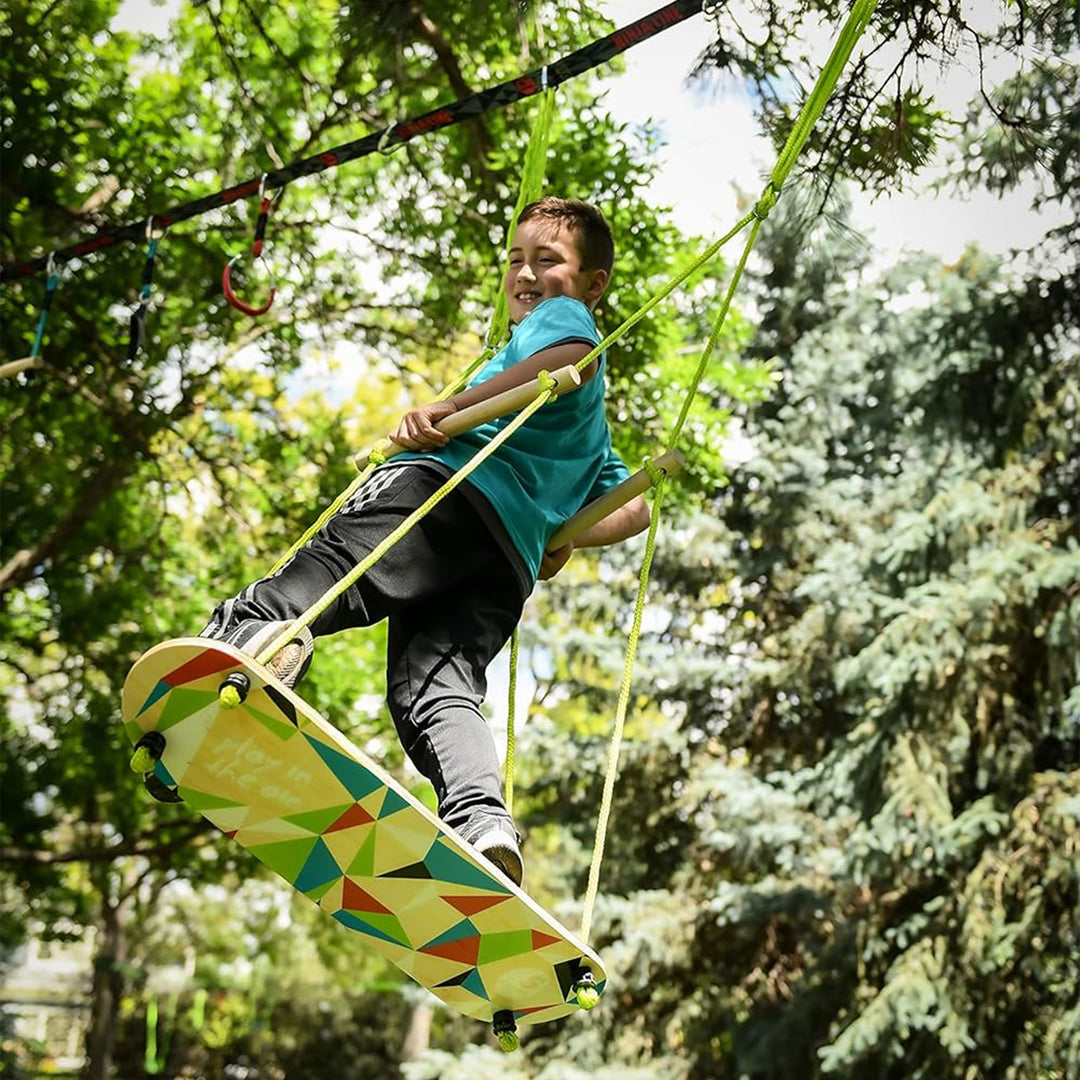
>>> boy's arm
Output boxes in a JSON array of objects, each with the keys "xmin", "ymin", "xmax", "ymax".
[
  {"xmin": 390, "ymin": 341, "xmax": 598, "ymax": 451},
  {"xmin": 539, "ymin": 495, "xmax": 650, "ymax": 580}
]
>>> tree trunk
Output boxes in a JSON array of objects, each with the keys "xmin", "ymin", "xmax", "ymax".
[
  {"xmin": 400, "ymin": 999, "xmax": 434, "ymax": 1062},
  {"xmin": 83, "ymin": 897, "xmax": 126, "ymax": 1080}
]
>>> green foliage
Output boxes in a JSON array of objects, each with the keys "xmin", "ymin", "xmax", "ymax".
[
  {"xmin": 693, "ymin": 0, "xmax": 1074, "ymax": 208},
  {"xmin": 4, "ymin": 1, "xmax": 1077, "ymax": 1079}
]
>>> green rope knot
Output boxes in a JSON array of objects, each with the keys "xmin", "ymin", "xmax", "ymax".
[
  {"xmin": 753, "ymin": 182, "xmax": 780, "ymax": 221},
  {"xmin": 536, "ymin": 368, "xmax": 557, "ymax": 397},
  {"xmin": 368, "ymin": 444, "xmax": 388, "ymax": 467},
  {"xmin": 644, "ymin": 456, "xmax": 666, "ymax": 488}
]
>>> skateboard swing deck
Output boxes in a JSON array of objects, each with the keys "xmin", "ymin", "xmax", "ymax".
[{"xmin": 122, "ymin": 637, "xmax": 603, "ymax": 1047}]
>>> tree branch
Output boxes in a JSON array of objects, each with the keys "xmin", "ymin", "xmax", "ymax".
[
  {"xmin": 407, "ymin": 0, "xmax": 493, "ymax": 184},
  {"xmin": 204, "ymin": 0, "xmax": 291, "ymax": 158}
]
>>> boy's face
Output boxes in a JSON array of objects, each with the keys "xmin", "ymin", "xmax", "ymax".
[{"xmin": 504, "ymin": 218, "xmax": 609, "ymax": 324}]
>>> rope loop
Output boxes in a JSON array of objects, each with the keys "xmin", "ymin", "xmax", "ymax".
[
  {"xmin": 536, "ymin": 368, "xmax": 557, "ymax": 397},
  {"xmin": 753, "ymin": 181, "xmax": 780, "ymax": 221},
  {"xmin": 126, "ymin": 217, "xmax": 162, "ymax": 362},
  {"xmin": 25, "ymin": 253, "xmax": 61, "ymax": 364},
  {"xmin": 643, "ymin": 456, "xmax": 666, "ymax": 489}
]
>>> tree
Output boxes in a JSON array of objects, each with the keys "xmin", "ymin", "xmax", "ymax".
[{"xmin": 1, "ymin": 1, "xmax": 744, "ymax": 1076}]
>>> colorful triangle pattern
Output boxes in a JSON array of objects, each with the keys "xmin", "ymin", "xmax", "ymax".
[{"xmin": 121, "ymin": 639, "xmax": 605, "ymax": 1029}]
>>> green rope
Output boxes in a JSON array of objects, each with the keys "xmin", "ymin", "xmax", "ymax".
[
  {"xmin": 504, "ymin": 627, "xmax": 519, "ymax": 814},
  {"xmin": 571, "ymin": 211, "xmax": 757, "ymax": 377},
  {"xmin": 579, "ymin": 464, "xmax": 668, "ymax": 945},
  {"xmin": 770, "ymin": 0, "xmax": 877, "ymax": 194},
  {"xmin": 485, "ymin": 87, "xmax": 558, "ymax": 352},
  {"xmin": 577, "ymin": 0, "xmax": 880, "ymax": 943},
  {"xmin": 145, "ymin": 996, "xmax": 159, "ymax": 1074},
  {"xmin": 267, "ymin": 464, "xmax": 377, "ymax": 576},
  {"xmin": 191, "ymin": 988, "xmax": 207, "ymax": 1031},
  {"xmin": 144, "ymin": 994, "xmax": 178, "ymax": 1075},
  {"xmin": 256, "ymin": 371, "xmax": 561, "ymax": 665},
  {"xmin": 433, "ymin": 88, "xmax": 559, "ymax": 406},
  {"xmin": 668, "ymin": 217, "xmax": 762, "ymax": 445},
  {"xmin": 489, "ymin": 89, "xmax": 555, "ymax": 815}
]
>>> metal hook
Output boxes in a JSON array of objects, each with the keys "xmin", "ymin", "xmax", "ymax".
[
  {"xmin": 378, "ymin": 124, "xmax": 405, "ymax": 155},
  {"xmin": 222, "ymin": 175, "xmax": 279, "ymax": 316}
]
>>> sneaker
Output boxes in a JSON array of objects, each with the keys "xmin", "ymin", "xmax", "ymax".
[
  {"xmin": 458, "ymin": 812, "xmax": 524, "ymax": 888},
  {"xmin": 240, "ymin": 620, "xmax": 315, "ymax": 690}
]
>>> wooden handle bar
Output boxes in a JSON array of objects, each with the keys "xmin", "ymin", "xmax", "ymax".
[
  {"xmin": 547, "ymin": 448, "xmax": 684, "ymax": 551},
  {"xmin": 354, "ymin": 365, "xmax": 582, "ymax": 470}
]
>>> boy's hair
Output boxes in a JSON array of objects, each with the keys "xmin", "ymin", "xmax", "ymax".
[{"xmin": 517, "ymin": 197, "xmax": 614, "ymax": 275}]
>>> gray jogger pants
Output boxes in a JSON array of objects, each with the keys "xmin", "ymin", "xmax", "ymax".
[{"xmin": 200, "ymin": 463, "xmax": 525, "ymax": 831}]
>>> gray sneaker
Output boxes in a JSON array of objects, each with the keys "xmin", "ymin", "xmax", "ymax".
[
  {"xmin": 458, "ymin": 812, "xmax": 524, "ymax": 888},
  {"xmin": 240, "ymin": 620, "xmax": 315, "ymax": 690}
]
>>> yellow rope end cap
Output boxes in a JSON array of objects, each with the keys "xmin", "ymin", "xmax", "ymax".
[
  {"xmin": 497, "ymin": 1030, "xmax": 520, "ymax": 1053},
  {"xmin": 219, "ymin": 684, "xmax": 242, "ymax": 709},
  {"xmin": 130, "ymin": 747, "xmax": 155, "ymax": 774}
]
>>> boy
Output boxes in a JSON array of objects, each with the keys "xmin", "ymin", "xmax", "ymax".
[{"xmin": 201, "ymin": 197, "xmax": 649, "ymax": 886}]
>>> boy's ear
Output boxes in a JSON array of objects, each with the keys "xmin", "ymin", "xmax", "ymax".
[{"xmin": 585, "ymin": 268, "xmax": 609, "ymax": 306}]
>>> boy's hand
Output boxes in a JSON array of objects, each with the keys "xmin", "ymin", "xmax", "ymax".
[
  {"xmin": 389, "ymin": 400, "xmax": 458, "ymax": 450},
  {"xmin": 539, "ymin": 541, "xmax": 574, "ymax": 580}
]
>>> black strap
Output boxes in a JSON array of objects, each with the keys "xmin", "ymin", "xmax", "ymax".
[{"xmin": 125, "ymin": 235, "xmax": 159, "ymax": 363}]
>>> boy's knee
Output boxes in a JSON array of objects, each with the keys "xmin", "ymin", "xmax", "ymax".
[{"xmin": 387, "ymin": 690, "xmax": 484, "ymax": 738}]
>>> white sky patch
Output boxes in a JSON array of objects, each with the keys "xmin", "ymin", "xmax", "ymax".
[
  {"xmin": 603, "ymin": 0, "xmax": 1067, "ymax": 265},
  {"xmin": 599, "ymin": 8, "xmax": 771, "ymax": 237},
  {"xmin": 112, "ymin": 0, "xmax": 176, "ymax": 36}
]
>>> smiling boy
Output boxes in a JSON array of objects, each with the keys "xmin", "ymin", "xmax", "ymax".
[{"xmin": 200, "ymin": 197, "xmax": 648, "ymax": 886}]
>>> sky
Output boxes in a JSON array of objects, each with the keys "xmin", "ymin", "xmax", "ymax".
[{"xmin": 602, "ymin": 0, "xmax": 1063, "ymax": 264}]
